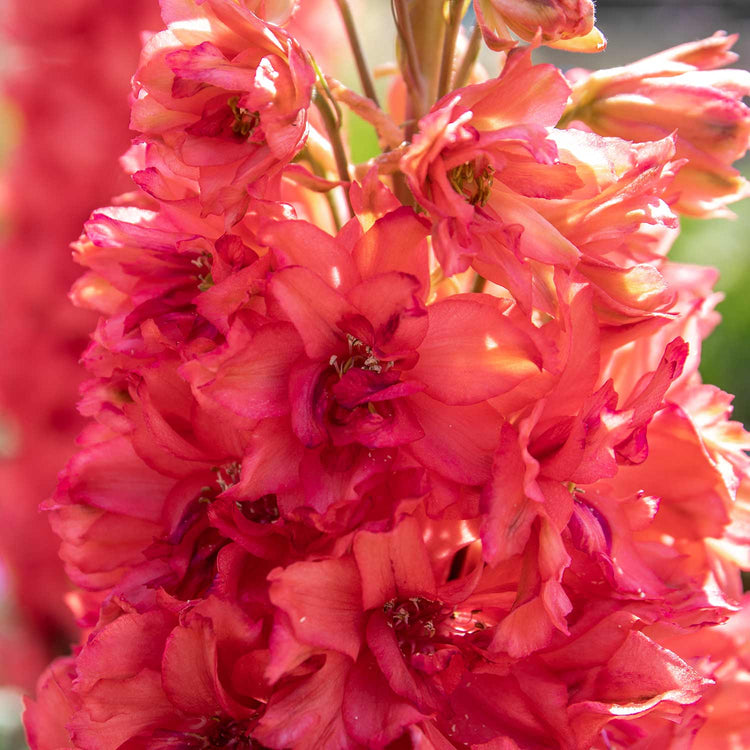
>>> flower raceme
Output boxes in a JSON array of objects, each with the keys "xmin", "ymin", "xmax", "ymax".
[{"xmin": 22, "ymin": 1, "xmax": 750, "ymax": 749}]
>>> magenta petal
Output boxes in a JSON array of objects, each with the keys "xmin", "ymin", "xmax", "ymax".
[
  {"xmin": 331, "ymin": 369, "xmax": 424, "ymax": 409},
  {"xmin": 366, "ymin": 611, "xmax": 445, "ymax": 712},
  {"xmin": 289, "ymin": 359, "xmax": 329, "ymax": 447},
  {"xmin": 327, "ymin": 397, "xmax": 425, "ymax": 449}
]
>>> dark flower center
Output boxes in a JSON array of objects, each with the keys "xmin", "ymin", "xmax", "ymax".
[
  {"xmin": 448, "ymin": 160, "xmax": 495, "ymax": 206},
  {"xmin": 151, "ymin": 717, "xmax": 267, "ymax": 749},
  {"xmin": 228, "ymin": 96, "xmax": 260, "ymax": 138},
  {"xmin": 237, "ymin": 494, "xmax": 280, "ymax": 524},
  {"xmin": 329, "ymin": 333, "xmax": 392, "ymax": 377},
  {"xmin": 384, "ymin": 596, "xmax": 490, "ymax": 658}
]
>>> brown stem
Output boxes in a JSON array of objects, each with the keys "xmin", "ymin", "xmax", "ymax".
[
  {"xmin": 392, "ymin": 171, "xmax": 415, "ymax": 208},
  {"xmin": 313, "ymin": 89, "xmax": 353, "ymax": 218},
  {"xmin": 392, "ymin": 0, "xmax": 424, "ymax": 108},
  {"xmin": 454, "ymin": 23, "xmax": 482, "ymax": 90},
  {"xmin": 299, "ymin": 145, "xmax": 346, "ymax": 230},
  {"xmin": 406, "ymin": 0, "xmax": 447, "ymax": 118},
  {"xmin": 334, "ymin": 0, "xmax": 381, "ymax": 108},
  {"xmin": 437, "ymin": 0, "xmax": 468, "ymax": 100},
  {"xmin": 471, "ymin": 272, "xmax": 487, "ymax": 293}
]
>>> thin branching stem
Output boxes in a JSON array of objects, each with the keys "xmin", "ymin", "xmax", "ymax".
[
  {"xmin": 438, "ymin": 0, "xmax": 468, "ymax": 100},
  {"xmin": 313, "ymin": 89, "xmax": 353, "ymax": 218},
  {"xmin": 299, "ymin": 145, "xmax": 346, "ymax": 231},
  {"xmin": 334, "ymin": 0, "xmax": 381, "ymax": 108},
  {"xmin": 392, "ymin": 0, "xmax": 424, "ymax": 111}
]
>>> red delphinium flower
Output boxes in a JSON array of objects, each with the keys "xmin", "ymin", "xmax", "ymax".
[
  {"xmin": 180, "ymin": 204, "xmax": 541, "ymax": 529},
  {"xmin": 21, "ymin": 1, "xmax": 750, "ymax": 748},
  {"xmin": 400, "ymin": 50, "xmax": 683, "ymax": 326},
  {"xmin": 401, "ymin": 48, "xmax": 582, "ymax": 277},
  {"xmin": 25, "ymin": 596, "xmax": 272, "ymax": 750},
  {"xmin": 131, "ymin": 0, "xmax": 314, "ymax": 223}
]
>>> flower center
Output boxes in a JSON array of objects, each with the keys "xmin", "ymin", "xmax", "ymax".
[
  {"xmin": 448, "ymin": 160, "xmax": 495, "ymax": 206},
  {"xmin": 228, "ymin": 96, "xmax": 260, "ymax": 138},
  {"xmin": 214, "ymin": 462, "xmax": 241, "ymax": 493},
  {"xmin": 152, "ymin": 717, "xmax": 266, "ymax": 749},
  {"xmin": 236, "ymin": 494, "xmax": 280, "ymax": 524},
  {"xmin": 384, "ymin": 596, "xmax": 491, "ymax": 658},
  {"xmin": 206, "ymin": 717, "xmax": 259, "ymax": 748},
  {"xmin": 191, "ymin": 252, "xmax": 214, "ymax": 291},
  {"xmin": 329, "ymin": 333, "xmax": 392, "ymax": 377}
]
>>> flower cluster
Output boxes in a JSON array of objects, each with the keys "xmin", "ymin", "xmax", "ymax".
[{"xmin": 23, "ymin": 1, "xmax": 750, "ymax": 748}]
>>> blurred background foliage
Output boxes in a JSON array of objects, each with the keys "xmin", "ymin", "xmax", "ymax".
[{"xmin": 671, "ymin": 200, "xmax": 750, "ymax": 427}]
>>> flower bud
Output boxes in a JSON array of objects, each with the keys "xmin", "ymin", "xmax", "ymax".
[
  {"xmin": 474, "ymin": 0, "xmax": 605, "ymax": 53},
  {"xmin": 563, "ymin": 32, "xmax": 750, "ymax": 216}
]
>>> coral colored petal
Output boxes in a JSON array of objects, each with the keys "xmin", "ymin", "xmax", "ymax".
[
  {"xmin": 354, "ymin": 515, "xmax": 437, "ymax": 610},
  {"xmin": 268, "ymin": 558, "xmax": 363, "ymax": 661},
  {"xmin": 264, "ymin": 219, "xmax": 358, "ymax": 292},
  {"xmin": 343, "ymin": 651, "xmax": 427, "ymax": 746},
  {"xmin": 68, "ymin": 670, "xmax": 172, "ymax": 750},
  {"xmin": 203, "ymin": 322, "xmax": 303, "ymax": 419},
  {"xmin": 412, "ymin": 297, "xmax": 540, "ymax": 406},
  {"xmin": 366, "ymin": 611, "xmax": 444, "ymax": 712},
  {"xmin": 64, "ymin": 437, "xmax": 174, "ymax": 524},
  {"xmin": 481, "ymin": 423, "xmax": 537, "ymax": 564},
  {"xmin": 352, "ymin": 207, "xmax": 430, "ymax": 292},
  {"xmin": 269, "ymin": 266, "xmax": 354, "ymax": 358},
  {"xmin": 75, "ymin": 611, "xmax": 175, "ymax": 692},
  {"xmin": 161, "ymin": 620, "xmax": 220, "ymax": 716},
  {"xmin": 407, "ymin": 393, "xmax": 503, "ymax": 484},
  {"xmin": 346, "ymin": 271, "xmax": 429, "ymax": 356},
  {"xmin": 255, "ymin": 652, "xmax": 352, "ymax": 750}
]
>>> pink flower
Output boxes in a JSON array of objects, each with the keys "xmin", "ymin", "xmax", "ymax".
[
  {"xmin": 474, "ymin": 0, "xmax": 606, "ymax": 53},
  {"xmin": 563, "ymin": 32, "xmax": 750, "ymax": 217},
  {"xmin": 401, "ymin": 48, "xmax": 580, "ymax": 276},
  {"xmin": 131, "ymin": 0, "xmax": 314, "ymax": 222}
]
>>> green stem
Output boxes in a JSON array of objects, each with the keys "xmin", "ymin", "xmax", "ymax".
[{"xmin": 334, "ymin": 0, "xmax": 381, "ymax": 107}]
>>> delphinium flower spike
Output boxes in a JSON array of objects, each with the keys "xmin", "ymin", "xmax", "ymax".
[{"xmin": 23, "ymin": 1, "xmax": 750, "ymax": 748}]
